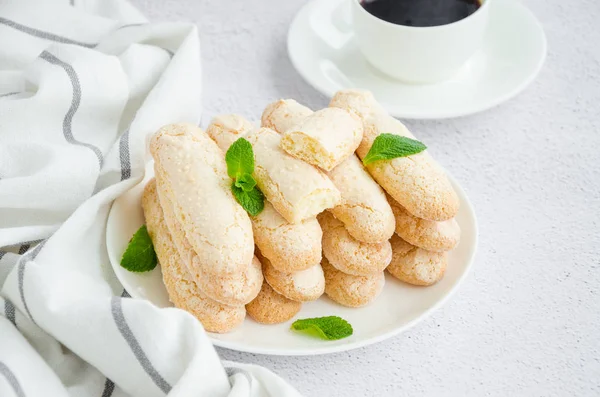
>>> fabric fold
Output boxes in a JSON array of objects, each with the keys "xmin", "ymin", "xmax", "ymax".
[{"xmin": 0, "ymin": 1, "xmax": 302, "ymax": 396}]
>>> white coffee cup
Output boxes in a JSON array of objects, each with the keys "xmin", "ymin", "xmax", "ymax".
[{"xmin": 351, "ymin": 0, "xmax": 492, "ymax": 84}]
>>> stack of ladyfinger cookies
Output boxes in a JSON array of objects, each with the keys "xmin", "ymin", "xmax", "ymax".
[
  {"xmin": 328, "ymin": 90, "xmax": 461, "ymax": 287},
  {"xmin": 141, "ymin": 89, "xmax": 461, "ymax": 334}
]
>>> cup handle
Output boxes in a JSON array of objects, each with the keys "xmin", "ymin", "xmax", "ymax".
[
  {"xmin": 331, "ymin": 0, "xmax": 354, "ymax": 34},
  {"xmin": 309, "ymin": 0, "xmax": 354, "ymax": 50}
]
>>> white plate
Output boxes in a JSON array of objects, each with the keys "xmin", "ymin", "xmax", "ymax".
[
  {"xmin": 107, "ymin": 166, "xmax": 478, "ymax": 355},
  {"xmin": 287, "ymin": 0, "xmax": 547, "ymax": 119}
]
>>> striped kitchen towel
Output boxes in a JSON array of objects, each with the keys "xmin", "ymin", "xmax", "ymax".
[{"xmin": 0, "ymin": 0, "xmax": 302, "ymax": 396}]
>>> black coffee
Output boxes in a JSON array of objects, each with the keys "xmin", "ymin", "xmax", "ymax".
[{"xmin": 360, "ymin": 0, "xmax": 481, "ymax": 27}]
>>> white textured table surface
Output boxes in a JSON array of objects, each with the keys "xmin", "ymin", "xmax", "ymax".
[{"xmin": 131, "ymin": 0, "xmax": 599, "ymax": 395}]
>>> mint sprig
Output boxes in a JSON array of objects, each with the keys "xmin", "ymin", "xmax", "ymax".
[
  {"xmin": 232, "ymin": 182, "xmax": 265, "ymax": 216},
  {"xmin": 225, "ymin": 138, "xmax": 254, "ymax": 180},
  {"xmin": 290, "ymin": 316, "xmax": 353, "ymax": 341},
  {"xmin": 362, "ymin": 133, "xmax": 427, "ymax": 165},
  {"xmin": 120, "ymin": 225, "xmax": 158, "ymax": 272},
  {"xmin": 235, "ymin": 173, "xmax": 257, "ymax": 192},
  {"xmin": 225, "ymin": 138, "xmax": 265, "ymax": 216}
]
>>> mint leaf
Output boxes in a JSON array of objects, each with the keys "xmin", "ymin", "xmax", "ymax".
[
  {"xmin": 225, "ymin": 138, "xmax": 254, "ymax": 180},
  {"xmin": 235, "ymin": 173, "xmax": 257, "ymax": 192},
  {"xmin": 120, "ymin": 225, "xmax": 158, "ymax": 272},
  {"xmin": 232, "ymin": 182, "xmax": 264, "ymax": 216},
  {"xmin": 226, "ymin": 138, "xmax": 264, "ymax": 216},
  {"xmin": 291, "ymin": 316, "xmax": 353, "ymax": 340},
  {"xmin": 362, "ymin": 134, "xmax": 427, "ymax": 165}
]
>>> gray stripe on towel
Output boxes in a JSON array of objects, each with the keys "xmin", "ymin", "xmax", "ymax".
[
  {"xmin": 118, "ymin": 23, "xmax": 146, "ymax": 29},
  {"xmin": 40, "ymin": 51, "xmax": 104, "ymax": 168},
  {"xmin": 17, "ymin": 262, "xmax": 35, "ymax": 324},
  {"xmin": 0, "ymin": 361, "xmax": 26, "ymax": 397},
  {"xmin": 15, "ymin": 239, "xmax": 47, "ymax": 325},
  {"xmin": 17, "ymin": 245, "xmax": 30, "ymax": 255},
  {"xmin": 18, "ymin": 239, "xmax": 43, "ymax": 248},
  {"xmin": 101, "ymin": 378, "xmax": 115, "ymax": 397},
  {"xmin": 0, "ymin": 92, "xmax": 19, "ymax": 98},
  {"xmin": 29, "ymin": 239, "xmax": 47, "ymax": 261},
  {"xmin": 0, "ymin": 17, "xmax": 95, "ymax": 48},
  {"xmin": 111, "ymin": 297, "xmax": 172, "ymax": 394},
  {"xmin": 0, "ymin": 19, "xmax": 170, "ymax": 61},
  {"xmin": 119, "ymin": 129, "xmax": 131, "ymax": 181},
  {"xmin": 4, "ymin": 299, "xmax": 16, "ymax": 327}
]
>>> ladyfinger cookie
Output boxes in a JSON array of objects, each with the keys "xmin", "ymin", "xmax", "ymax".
[
  {"xmin": 357, "ymin": 114, "xmax": 459, "ymax": 221},
  {"xmin": 261, "ymin": 254, "xmax": 325, "ymax": 302},
  {"xmin": 319, "ymin": 211, "xmax": 392, "ymax": 276},
  {"xmin": 388, "ymin": 195, "xmax": 460, "ymax": 252},
  {"xmin": 246, "ymin": 281, "xmax": 302, "ymax": 324},
  {"xmin": 150, "ymin": 123, "xmax": 254, "ymax": 273},
  {"xmin": 328, "ymin": 155, "xmax": 395, "ymax": 243},
  {"xmin": 322, "ymin": 258, "xmax": 385, "ymax": 308},
  {"xmin": 246, "ymin": 127, "xmax": 341, "ymax": 224},
  {"xmin": 280, "ymin": 108, "xmax": 363, "ymax": 171},
  {"xmin": 198, "ymin": 256, "xmax": 263, "ymax": 307},
  {"xmin": 206, "ymin": 114, "xmax": 253, "ymax": 149},
  {"xmin": 253, "ymin": 202, "xmax": 322, "ymax": 272},
  {"xmin": 261, "ymin": 99, "xmax": 313, "ymax": 132},
  {"xmin": 205, "ymin": 114, "xmax": 255, "ymax": 149},
  {"xmin": 157, "ymin": 180, "xmax": 263, "ymax": 306},
  {"xmin": 330, "ymin": 91, "xmax": 459, "ymax": 221},
  {"xmin": 388, "ymin": 234, "xmax": 447, "ymax": 286},
  {"xmin": 207, "ymin": 115, "xmax": 323, "ymax": 272},
  {"xmin": 142, "ymin": 180, "xmax": 245, "ymax": 333},
  {"xmin": 329, "ymin": 89, "xmax": 385, "ymax": 120},
  {"xmin": 263, "ymin": 99, "xmax": 394, "ymax": 243}
]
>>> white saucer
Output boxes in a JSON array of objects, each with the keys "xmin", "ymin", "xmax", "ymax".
[
  {"xmin": 106, "ymin": 166, "xmax": 478, "ymax": 356},
  {"xmin": 287, "ymin": 0, "xmax": 547, "ymax": 119}
]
